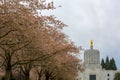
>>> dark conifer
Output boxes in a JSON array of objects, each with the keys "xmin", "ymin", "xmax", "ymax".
[
  {"xmin": 106, "ymin": 56, "xmax": 110, "ymax": 70},
  {"xmin": 101, "ymin": 57, "xmax": 117, "ymax": 70},
  {"xmin": 101, "ymin": 58, "xmax": 105, "ymax": 69},
  {"xmin": 111, "ymin": 58, "xmax": 117, "ymax": 70}
]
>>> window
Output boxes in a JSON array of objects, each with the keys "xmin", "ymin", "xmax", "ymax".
[
  {"xmin": 107, "ymin": 73, "xmax": 109, "ymax": 76},
  {"xmin": 89, "ymin": 75, "xmax": 96, "ymax": 80},
  {"xmin": 108, "ymin": 78, "xmax": 109, "ymax": 80}
]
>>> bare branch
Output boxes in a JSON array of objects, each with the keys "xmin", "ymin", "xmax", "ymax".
[
  {"xmin": 0, "ymin": 60, "xmax": 5, "ymax": 68},
  {"xmin": 0, "ymin": 29, "xmax": 17, "ymax": 39},
  {"xmin": 11, "ymin": 43, "xmax": 30, "ymax": 57},
  {"xmin": 0, "ymin": 26, "xmax": 5, "ymax": 29}
]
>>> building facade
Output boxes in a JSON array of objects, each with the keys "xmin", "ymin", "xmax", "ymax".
[{"xmin": 77, "ymin": 40, "xmax": 120, "ymax": 80}]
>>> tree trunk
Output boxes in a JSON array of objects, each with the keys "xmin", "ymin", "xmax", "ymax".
[
  {"xmin": 37, "ymin": 69, "xmax": 43, "ymax": 80},
  {"xmin": 25, "ymin": 72, "xmax": 30, "ymax": 80},
  {"xmin": 5, "ymin": 69, "xmax": 12, "ymax": 80},
  {"xmin": 38, "ymin": 74, "xmax": 42, "ymax": 80},
  {"xmin": 46, "ymin": 76, "xmax": 49, "ymax": 80},
  {"xmin": 5, "ymin": 58, "xmax": 12, "ymax": 80},
  {"xmin": 45, "ymin": 73, "xmax": 50, "ymax": 80}
]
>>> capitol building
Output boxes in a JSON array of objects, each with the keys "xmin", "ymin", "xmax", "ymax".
[{"xmin": 76, "ymin": 40, "xmax": 120, "ymax": 80}]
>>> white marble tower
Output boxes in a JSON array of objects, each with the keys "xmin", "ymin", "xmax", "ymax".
[{"xmin": 84, "ymin": 40, "xmax": 101, "ymax": 69}]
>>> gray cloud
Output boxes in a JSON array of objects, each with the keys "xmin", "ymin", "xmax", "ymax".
[{"xmin": 47, "ymin": 0, "xmax": 120, "ymax": 68}]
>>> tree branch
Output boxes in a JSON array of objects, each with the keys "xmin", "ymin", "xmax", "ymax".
[
  {"xmin": 0, "ymin": 29, "xmax": 17, "ymax": 39},
  {"xmin": 11, "ymin": 43, "xmax": 29, "ymax": 57}
]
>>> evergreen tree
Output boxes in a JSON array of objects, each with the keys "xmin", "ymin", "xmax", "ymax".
[
  {"xmin": 110, "ymin": 59, "xmax": 113, "ymax": 70},
  {"xmin": 101, "ymin": 57, "xmax": 117, "ymax": 70},
  {"xmin": 101, "ymin": 58, "xmax": 105, "ymax": 69},
  {"xmin": 111, "ymin": 58, "xmax": 117, "ymax": 70},
  {"xmin": 106, "ymin": 56, "xmax": 110, "ymax": 70}
]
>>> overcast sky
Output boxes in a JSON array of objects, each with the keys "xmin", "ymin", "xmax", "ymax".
[{"xmin": 46, "ymin": 0, "xmax": 120, "ymax": 68}]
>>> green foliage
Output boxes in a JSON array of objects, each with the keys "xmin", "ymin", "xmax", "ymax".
[
  {"xmin": 110, "ymin": 58, "xmax": 117, "ymax": 70},
  {"xmin": 101, "ymin": 56, "xmax": 117, "ymax": 70},
  {"xmin": 106, "ymin": 56, "xmax": 110, "ymax": 70},
  {"xmin": 114, "ymin": 72, "xmax": 120, "ymax": 80},
  {"xmin": 101, "ymin": 58, "xmax": 105, "ymax": 69}
]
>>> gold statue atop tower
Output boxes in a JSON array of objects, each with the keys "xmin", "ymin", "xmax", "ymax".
[{"xmin": 90, "ymin": 40, "xmax": 93, "ymax": 49}]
